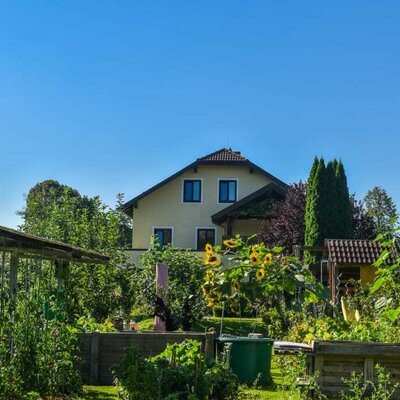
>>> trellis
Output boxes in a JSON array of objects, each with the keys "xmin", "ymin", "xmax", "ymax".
[{"xmin": 0, "ymin": 225, "xmax": 110, "ymax": 359}]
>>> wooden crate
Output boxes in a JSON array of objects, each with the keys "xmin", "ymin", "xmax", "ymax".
[{"xmin": 311, "ymin": 340, "xmax": 400, "ymax": 399}]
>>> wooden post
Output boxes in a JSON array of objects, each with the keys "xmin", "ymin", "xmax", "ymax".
[
  {"xmin": 205, "ymin": 332, "xmax": 216, "ymax": 359},
  {"xmin": 9, "ymin": 251, "xmax": 19, "ymax": 357},
  {"xmin": 9, "ymin": 251, "xmax": 19, "ymax": 311},
  {"xmin": 90, "ymin": 331, "xmax": 100, "ymax": 385},
  {"xmin": 364, "ymin": 358, "xmax": 374, "ymax": 382}
]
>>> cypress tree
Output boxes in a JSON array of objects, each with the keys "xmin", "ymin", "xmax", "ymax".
[
  {"xmin": 335, "ymin": 161, "xmax": 353, "ymax": 238},
  {"xmin": 324, "ymin": 160, "xmax": 339, "ymax": 238},
  {"xmin": 304, "ymin": 157, "xmax": 326, "ymax": 263}
]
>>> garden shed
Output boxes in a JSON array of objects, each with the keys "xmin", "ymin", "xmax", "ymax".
[{"xmin": 322, "ymin": 239, "xmax": 395, "ymax": 303}]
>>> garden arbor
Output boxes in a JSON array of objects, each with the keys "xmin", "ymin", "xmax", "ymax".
[{"xmin": 0, "ymin": 225, "xmax": 110, "ymax": 356}]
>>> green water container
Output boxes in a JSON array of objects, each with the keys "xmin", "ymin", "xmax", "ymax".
[{"xmin": 218, "ymin": 336, "xmax": 274, "ymax": 384}]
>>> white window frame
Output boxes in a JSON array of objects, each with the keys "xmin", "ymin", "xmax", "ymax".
[
  {"xmin": 217, "ymin": 178, "xmax": 239, "ymax": 204},
  {"xmin": 182, "ymin": 178, "xmax": 203, "ymax": 204},
  {"xmin": 195, "ymin": 226, "xmax": 217, "ymax": 251},
  {"xmin": 152, "ymin": 226, "xmax": 174, "ymax": 246}
]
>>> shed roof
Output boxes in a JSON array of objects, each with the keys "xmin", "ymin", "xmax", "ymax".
[
  {"xmin": 122, "ymin": 148, "xmax": 287, "ymax": 217},
  {"xmin": 325, "ymin": 239, "xmax": 395, "ymax": 265},
  {"xmin": 0, "ymin": 225, "xmax": 110, "ymax": 264}
]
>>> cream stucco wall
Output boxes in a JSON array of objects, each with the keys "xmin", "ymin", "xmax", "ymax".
[{"xmin": 132, "ymin": 165, "xmax": 271, "ymax": 249}]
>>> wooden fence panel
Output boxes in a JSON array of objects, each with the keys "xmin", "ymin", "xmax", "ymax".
[
  {"xmin": 311, "ymin": 340, "xmax": 400, "ymax": 399},
  {"xmin": 76, "ymin": 332, "xmax": 216, "ymax": 385}
]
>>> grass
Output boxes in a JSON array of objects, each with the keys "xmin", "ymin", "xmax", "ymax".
[
  {"xmin": 137, "ymin": 316, "xmax": 269, "ymax": 337},
  {"xmin": 77, "ymin": 386, "xmax": 119, "ymax": 399},
  {"xmin": 78, "ymin": 385, "xmax": 284, "ymax": 399},
  {"xmin": 77, "ymin": 357, "xmax": 287, "ymax": 399}
]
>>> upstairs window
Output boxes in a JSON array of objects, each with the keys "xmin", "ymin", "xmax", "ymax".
[
  {"xmin": 154, "ymin": 228, "xmax": 172, "ymax": 246},
  {"xmin": 197, "ymin": 228, "xmax": 216, "ymax": 251},
  {"xmin": 183, "ymin": 180, "xmax": 202, "ymax": 202},
  {"xmin": 219, "ymin": 180, "xmax": 237, "ymax": 203}
]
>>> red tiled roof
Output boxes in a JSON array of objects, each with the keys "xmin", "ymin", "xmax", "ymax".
[
  {"xmin": 197, "ymin": 148, "xmax": 247, "ymax": 162},
  {"xmin": 326, "ymin": 239, "xmax": 395, "ymax": 265}
]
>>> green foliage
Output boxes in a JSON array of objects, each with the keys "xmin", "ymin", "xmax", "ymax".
[
  {"xmin": 113, "ymin": 339, "xmax": 239, "ymax": 400},
  {"xmin": 18, "ymin": 181, "xmax": 135, "ymax": 322},
  {"xmin": 340, "ymin": 364, "xmax": 399, "ymax": 400},
  {"xmin": 202, "ymin": 238, "xmax": 329, "ymax": 314},
  {"xmin": 335, "ymin": 161, "xmax": 353, "ymax": 238},
  {"xmin": 304, "ymin": 157, "xmax": 353, "ymax": 263},
  {"xmin": 365, "ymin": 187, "xmax": 397, "ymax": 234},
  {"xmin": 135, "ymin": 241, "xmax": 206, "ymax": 331},
  {"xmin": 0, "ymin": 295, "xmax": 81, "ymax": 398},
  {"xmin": 276, "ymin": 353, "xmax": 326, "ymax": 400}
]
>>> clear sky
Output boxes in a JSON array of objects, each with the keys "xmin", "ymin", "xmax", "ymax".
[{"xmin": 1, "ymin": 1, "xmax": 399, "ymax": 228}]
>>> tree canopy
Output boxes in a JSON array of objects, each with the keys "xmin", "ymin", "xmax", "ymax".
[{"xmin": 18, "ymin": 180, "xmax": 134, "ymax": 321}]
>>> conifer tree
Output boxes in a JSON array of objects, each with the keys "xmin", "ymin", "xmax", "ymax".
[
  {"xmin": 305, "ymin": 157, "xmax": 327, "ymax": 262},
  {"xmin": 325, "ymin": 160, "xmax": 339, "ymax": 238},
  {"xmin": 335, "ymin": 161, "xmax": 353, "ymax": 238}
]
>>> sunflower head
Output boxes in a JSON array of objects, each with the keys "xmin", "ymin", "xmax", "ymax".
[
  {"xmin": 201, "ymin": 286, "xmax": 209, "ymax": 296},
  {"xmin": 205, "ymin": 253, "xmax": 221, "ymax": 267},
  {"xmin": 256, "ymin": 268, "xmax": 266, "ymax": 281},
  {"xmin": 231, "ymin": 280, "xmax": 240, "ymax": 292},
  {"xmin": 250, "ymin": 252, "xmax": 259, "ymax": 265},
  {"xmin": 223, "ymin": 239, "xmax": 239, "ymax": 248},
  {"xmin": 207, "ymin": 298, "xmax": 216, "ymax": 307},
  {"xmin": 205, "ymin": 243, "xmax": 213, "ymax": 253},
  {"xmin": 263, "ymin": 253, "xmax": 273, "ymax": 266}
]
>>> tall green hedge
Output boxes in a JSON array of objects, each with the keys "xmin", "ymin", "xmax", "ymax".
[{"xmin": 304, "ymin": 157, "xmax": 352, "ymax": 263}]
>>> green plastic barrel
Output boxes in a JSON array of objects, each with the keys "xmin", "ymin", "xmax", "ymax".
[{"xmin": 218, "ymin": 336, "xmax": 274, "ymax": 384}]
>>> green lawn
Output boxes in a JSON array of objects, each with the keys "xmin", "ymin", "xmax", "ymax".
[
  {"xmin": 79, "ymin": 385, "xmax": 284, "ymax": 399},
  {"xmin": 138, "ymin": 316, "xmax": 269, "ymax": 337}
]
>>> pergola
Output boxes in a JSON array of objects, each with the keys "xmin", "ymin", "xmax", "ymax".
[{"xmin": 0, "ymin": 225, "xmax": 110, "ymax": 356}]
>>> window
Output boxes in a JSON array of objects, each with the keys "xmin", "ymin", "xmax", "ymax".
[
  {"xmin": 219, "ymin": 180, "xmax": 237, "ymax": 203},
  {"xmin": 183, "ymin": 180, "xmax": 202, "ymax": 202},
  {"xmin": 196, "ymin": 228, "xmax": 216, "ymax": 251},
  {"xmin": 153, "ymin": 228, "xmax": 172, "ymax": 246}
]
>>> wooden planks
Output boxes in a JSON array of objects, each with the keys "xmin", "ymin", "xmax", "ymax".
[
  {"xmin": 311, "ymin": 340, "xmax": 400, "ymax": 399},
  {"xmin": 76, "ymin": 332, "xmax": 216, "ymax": 385}
]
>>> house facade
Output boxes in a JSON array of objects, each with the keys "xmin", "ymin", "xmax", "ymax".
[{"xmin": 123, "ymin": 148, "xmax": 287, "ymax": 251}]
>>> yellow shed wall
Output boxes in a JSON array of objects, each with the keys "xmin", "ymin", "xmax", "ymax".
[
  {"xmin": 132, "ymin": 165, "xmax": 271, "ymax": 249},
  {"xmin": 360, "ymin": 265, "xmax": 375, "ymax": 285}
]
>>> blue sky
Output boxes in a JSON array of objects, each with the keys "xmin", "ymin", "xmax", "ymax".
[{"xmin": 1, "ymin": 1, "xmax": 399, "ymax": 228}]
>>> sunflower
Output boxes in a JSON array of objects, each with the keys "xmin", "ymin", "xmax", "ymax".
[
  {"xmin": 206, "ymin": 269, "xmax": 214, "ymax": 277},
  {"xmin": 249, "ymin": 252, "xmax": 259, "ymax": 265},
  {"xmin": 205, "ymin": 253, "xmax": 221, "ymax": 267},
  {"xmin": 263, "ymin": 253, "xmax": 273, "ymax": 266},
  {"xmin": 223, "ymin": 239, "xmax": 239, "ymax": 248},
  {"xmin": 256, "ymin": 268, "xmax": 266, "ymax": 281},
  {"xmin": 231, "ymin": 280, "xmax": 240, "ymax": 292},
  {"xmin": 207, "ymin": 299, "xmax": 216, "ymax": 308},
  {"xmin": 205, "ymin": 243, "xmax": 213, "ymax": 253}
]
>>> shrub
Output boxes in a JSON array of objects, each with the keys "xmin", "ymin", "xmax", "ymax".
[{"xmin": 113, "ymin": 339, "xmax": 238, "ymax": 400}]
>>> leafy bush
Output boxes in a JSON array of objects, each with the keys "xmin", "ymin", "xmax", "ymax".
[
  {"xmin": 0, "ymin": 296, "xmax": 81, "ymax": 399},
  {"xmin": 340, "ymin": 364, "xmax": 399, "ymax": 400},
  {"xmin": 135, "ymin": 242, "xmax": 207, "ymax": 331},
  {"xmin": 113, "ymin": 339, "xmax": 239, "ymax": 400}
]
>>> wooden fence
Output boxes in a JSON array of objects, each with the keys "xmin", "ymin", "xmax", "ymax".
[
  {"xmin": 76, "ymin": 331, "xmax": 216, "ymax": 385},
  {"xmin": 312, "ymin": 340, "xmax": 400, "ymax": 399}
]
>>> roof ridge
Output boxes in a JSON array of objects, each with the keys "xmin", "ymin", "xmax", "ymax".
[{"xmin": 197, "ymin": 147, "xmax": 247, "ymax": 162}]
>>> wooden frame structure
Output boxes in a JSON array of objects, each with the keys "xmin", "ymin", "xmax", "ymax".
[{"xmin": 0, "ymin": 225, "xmax": 110, "ymax": 358}]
